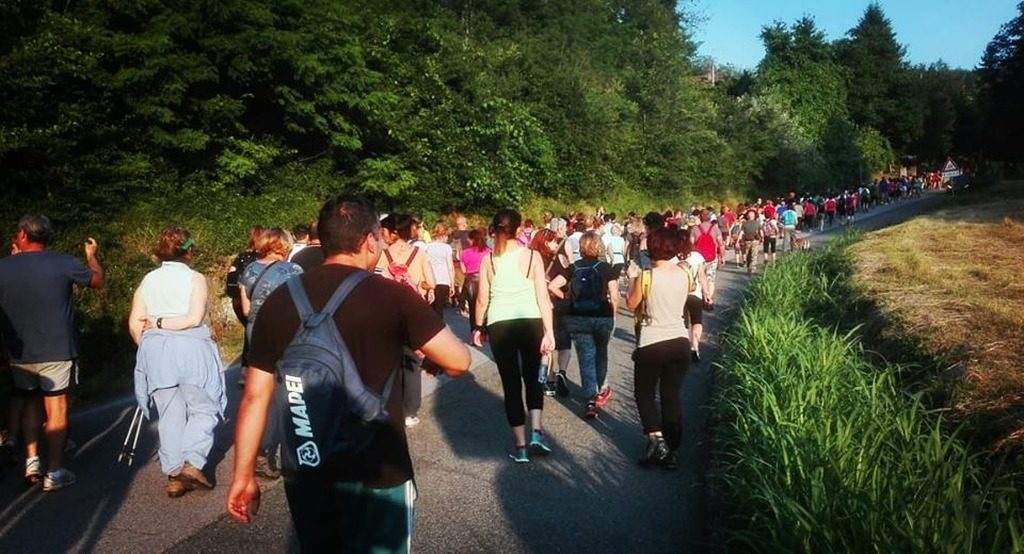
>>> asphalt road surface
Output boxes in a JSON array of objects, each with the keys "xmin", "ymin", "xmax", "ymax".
[{"xmin": 0, "ymin": 191, "xmax": 946, "ymax": 553}]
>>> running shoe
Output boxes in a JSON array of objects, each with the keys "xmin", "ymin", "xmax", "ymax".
[
  {"xmin": 529, "ymin": 430, "xmax": 552, "ymax": 455},
  {"xmin": 509, "ymin": 447, "xmax": 530, "ymax": 463},
  {"xmin": 661, "ymin": 451, "xmax": 679, "ymax": 471},
  {"xmin": 584, "ymin": 402, "xmax": 598, "ymax": 420},
  {"xmin": 404, "ymin": 416, "xmax": 421, "ymax": 428},
  {"xmin": 543, "ymin": 381, "xmax": 557, "ymax": 397},
  {"xmin": 42, "ymin": 468, "xmax": 76, "ymax": 492},
  {"xmin": 556, "ymin": 371, "xmax": 569, "ymax": 398},
  {"xmin": 638, "ymin": 437, "xmax": 669, "ymax": 467},
  {"xmin": 595, "ymin": 386, "xmax": 612, "ymax": 408},
  {"xmin": 24, "ymin": 456, "xmax": 41, "ymax": 485}
]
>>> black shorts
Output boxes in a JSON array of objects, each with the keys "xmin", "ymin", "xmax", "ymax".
[
  {"xmin": 684, "ymin": 295, "xmax": 703, "ymax": 327},
  {"xmin": 763, "ymin": 237, "xmax": 777, "ymax": 253}
]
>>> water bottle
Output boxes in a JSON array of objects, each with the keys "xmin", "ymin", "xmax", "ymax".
[{"xmin": 537, "ymin": 353, "xmax": 550, "ymax": 385}]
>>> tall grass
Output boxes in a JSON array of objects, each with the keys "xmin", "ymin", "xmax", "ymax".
[{"xmin": 711, "ymin": 238, "xmax": 1023, "ymax": 552}]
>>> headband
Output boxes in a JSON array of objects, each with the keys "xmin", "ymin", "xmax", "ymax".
[{"xmin": 178, "ymin": 237, "xmax": 194, "ymax": 252}]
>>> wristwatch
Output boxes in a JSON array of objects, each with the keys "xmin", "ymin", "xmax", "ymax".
[{"xmin": 156, "ymin": 317, "xmax": 163, "ymax": 329}]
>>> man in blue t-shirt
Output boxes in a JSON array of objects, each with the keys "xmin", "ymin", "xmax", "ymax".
[{"xmin": 0, "ymin": 214, "xmax": 104, "ymax": 491}]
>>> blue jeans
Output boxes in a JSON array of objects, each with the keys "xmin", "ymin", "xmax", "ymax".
[
  {"xmin": 151, "ymin": 384, "xmax": 220, "ymax": 475},
  {"xmin": 565, "ymin": 316, "xmax": 615, "ymax": 399}
]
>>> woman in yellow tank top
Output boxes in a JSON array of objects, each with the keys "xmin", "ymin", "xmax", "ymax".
[{"xmin": 472, "ymin": 209, "xmax": 555, "ymax": 463}]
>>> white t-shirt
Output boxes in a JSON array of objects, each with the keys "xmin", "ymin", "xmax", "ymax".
[
  {"xmin": 140, "ymin": 261, "xmax": 195, "ymax": 318},
  {"xmin": 288, "ymin": 242, "xmax": 307, "ymax": 261},
  {"xmin": 683, "ymin": 251, "xmax": 705, "ymax": 299},
  {"xmin": 425, "ymin": 242, "xmax": 453, "ymax": 286}
]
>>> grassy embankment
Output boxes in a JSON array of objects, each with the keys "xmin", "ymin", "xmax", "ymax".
[
  {"xmin": 851, "ymin": 179, "xmax": 1024, "ymax": 463},
  {"xmin": 711, "ymin": 236, "xmax": 1022, "ymax": 552}
]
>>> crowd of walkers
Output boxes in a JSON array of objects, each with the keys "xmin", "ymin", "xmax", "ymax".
[{"xmin": 0, "ymin": 179, "xmax": 926, "ymax": 551}]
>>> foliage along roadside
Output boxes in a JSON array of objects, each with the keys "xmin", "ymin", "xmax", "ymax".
[{"xmin": 710, "ymin": 237, "xmax": 1022, "ymax": 552}]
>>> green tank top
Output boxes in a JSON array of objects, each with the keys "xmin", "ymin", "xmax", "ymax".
[{"xmin": 486, "ymin": 248, "xmax": 541, "ymax": 325}]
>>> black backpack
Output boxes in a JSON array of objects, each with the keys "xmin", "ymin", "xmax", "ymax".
[
  {"xmin": 275, "ymin": 271, "xmax": 398, "ymax": 475},
  {"xmin": 569, "ymin": 261, "xmax": 605, "ymax": 316}
]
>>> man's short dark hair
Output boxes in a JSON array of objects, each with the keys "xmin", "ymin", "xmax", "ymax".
[
  {"xmin": 318, "ymin": 197, "xmax": 379, "ymax": 256},
  {"xmin": 643, "ymin": 211, "xmax": 664, "ymax": 230},
  {"xmin": 292, "ymin": 223, "xmax": 311, "ymax": 241},
  {"xmin": 18, "ymin": 214, "xmax": 53, "ymax": 245}
]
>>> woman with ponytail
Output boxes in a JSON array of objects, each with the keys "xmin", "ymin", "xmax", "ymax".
[
  {"xmin": 473, "ymin": 210, "xmax": 555, "ymax": 463},
  {"xmin": 129, "ymin": 227, "xmax": 226, "ymax": 497}
]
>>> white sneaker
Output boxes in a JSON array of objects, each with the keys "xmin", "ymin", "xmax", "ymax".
[
  {"xmin": 43, "ymin": 468, "xmax": 76, "ymax": 492},
  {"xmin": 25, "ymin": 456, "xmax": 42, "ymax": 484},
  {"xmin": 404, "ymin": 416, "xmax": 421, "ymax": 428}
]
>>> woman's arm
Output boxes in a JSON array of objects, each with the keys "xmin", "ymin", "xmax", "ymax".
[
  {"xmin": 419, "ymin": 252, "xmax": 435, "ymax": 292},
  {"xmin": 548, "ymin": 275, "xmax": 567, "ymax": 299},
  {"xmin": 446, "ymin": 252, "xmax": 456, "ymax": 297},
  {"xmin": 128, "ymin": 287, "xmax": 147, "ymax": 345},
  {"xmin": 625, "ymin": 263, "xmax": 643, "ymax": 310},
  {"xmin": 531, "ymin": 252, "xmax": 555, "ymax": 352},
  {"xmin": 607, "ymin": 276, "xmax": 620, "ymax": 314},
  {"xmin": 471, "ymin": 254, "xmax": 493, "ymax": 346},
  {"xmin": 240, "ymin": 282, "xmax": 252, "ymax": 318},
  {"xmin": 150, "ymin": 273, "xmax": 209, "ymax": 331}
]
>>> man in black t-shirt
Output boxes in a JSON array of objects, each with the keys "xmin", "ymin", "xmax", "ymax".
[{"xmin": 227, "ymin": 198, "xmax": 471, "ymax": 552}]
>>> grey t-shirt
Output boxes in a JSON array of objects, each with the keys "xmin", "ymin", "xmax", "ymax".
[{"xmin": 0, "ymin": 251, "xmax": 93, "ymax": 363}]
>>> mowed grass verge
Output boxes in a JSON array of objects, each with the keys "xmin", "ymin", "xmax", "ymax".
[
  {"xmin": 710, "ymin": 238, "xmax": 1022, "ymax": 552},
  {"xmin": 851, "ymin": 180, "xmax": 1024, "ymax": 459}
]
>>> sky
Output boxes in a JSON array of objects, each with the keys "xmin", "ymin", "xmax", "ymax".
[{"xmin": 688, "ymin": 0, "xmax": 1021, "ymax": 70}]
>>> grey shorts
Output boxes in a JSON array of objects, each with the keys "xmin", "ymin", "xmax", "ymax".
[{"xmin": 11, "ymin": 360, "xmax": 76, "ymax": 395}]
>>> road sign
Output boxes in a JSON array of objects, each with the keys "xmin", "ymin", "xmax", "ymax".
[{"xmin": 941, "ymin": 159, "xmax": 961, "ymax": 179}]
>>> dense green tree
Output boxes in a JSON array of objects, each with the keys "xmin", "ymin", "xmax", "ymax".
[{"xmin": 979, "ymin": 1, "xmax": 1024, "ymax": 162}]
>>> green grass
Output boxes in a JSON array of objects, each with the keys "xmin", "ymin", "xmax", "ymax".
[{"xmin": 711, "ymin": 238, "xmax": 1023, "ymax": 553}]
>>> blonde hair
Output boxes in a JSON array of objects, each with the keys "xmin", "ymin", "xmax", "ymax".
[
  {"xmin": 254, "ymin": 227, "xmax": 294, "ymax": 258},
  {"xmin": 579, "ymin": 231, "xmax": 605, "ymax": 258},
  {"xmin": 432, "ymin": 221, "xmax": 449, "ymax": 239}
]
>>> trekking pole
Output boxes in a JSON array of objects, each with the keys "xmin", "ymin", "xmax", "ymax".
[{"xmin": 118, "ymin": 406, "xmax": 144, "ymax": 466}]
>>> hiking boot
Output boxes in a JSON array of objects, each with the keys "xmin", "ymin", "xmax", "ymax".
[
  {"xmin": 543, "ymin": 381, "xmax": 557, "ymax": 397},
  {"xmin": 509, "ymin": 446, "xmax": 530, "ymax": 463},
  {"xmin": 529, "ymin": 430, "xmax": 552, "ymax": 455},
  {"xmin": 180, "ymin": 461, "xmax": 214, "ymax": 490},
  {"xmin": 24, "ymin": 456, "xmax": 41, "ymax": 486},
  {"xmin": 167, "ymin": 476, "xmax": 188, "ymax": 498},
  {"xmin": 638, "ymin": 437, "xmax": 670, "ymax": 467},
  {"xmin": 660, "ymin": 451, "xmax": 678, "ymax": 471},
  {"xmin": 254, "ymin": 453, "xmax": 281, "ymax": 480},
  {"xmin": 595, "ymin": 386, "xmax": 612, "ymax": 408},
  {"xmin": 555, "ymin": 371, "xmax": 569, "ymax": 398},
  {"xmin": 584, "ymin": 402, "xmax": 598, "ymax": 420},
  {"xmin": 42, "ymin": 468, "xmax": 76, "ymax": 492}
]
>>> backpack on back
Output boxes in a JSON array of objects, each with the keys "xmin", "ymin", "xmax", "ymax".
[
  {"xmin": 569, "ymin": 261, "xmax": 605, "ymax": 316},
  {"xmin": 693, "ymin": 224, "xmax": 718, "ymax": 262},
  {"xmin": 275, "ymin": 271, "xmax": 398, "ymax": 475},
  {"xmin": 384, "ymin": 248, "xmax": 420, "ymax": 293}
]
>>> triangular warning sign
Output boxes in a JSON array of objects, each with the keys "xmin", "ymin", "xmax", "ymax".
[{"xmin": 942, "ymin": 159, "xmax": 959, "ymax": 172}]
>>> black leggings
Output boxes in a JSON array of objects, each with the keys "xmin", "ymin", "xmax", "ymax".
[
  {"xmin": 488, "ymin": 318, "xmax": 544, "ymax": 427},
  {"xmin": 463, "ymin": 275, "xmax": 480, "ymax": 326},
  {"xmin": 431, "ymin": 284, "xmax": 450, "ymax": 316},
  {"xmin": 633, "ymin": 337, "xmax": 690, "ymax": 451}
]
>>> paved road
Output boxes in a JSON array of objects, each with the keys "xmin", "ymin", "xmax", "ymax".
[{"xmin": 0, "ymin": 192, "xmax": 945, "ymax": 553}]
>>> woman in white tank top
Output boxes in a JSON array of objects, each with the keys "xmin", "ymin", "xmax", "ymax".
[{"xmin": 128, "ymin": 227, "xmax": 225, "ymax": 498}]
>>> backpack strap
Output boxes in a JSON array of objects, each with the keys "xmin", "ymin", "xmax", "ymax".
[
  {"xmin": 405, "ymin": 247, "xmax": 419, "ymax": 266},
  {"xmin": 287, "ymin": 270, "xmax": 370, "ymax": 328},
  {"xmin": 384, "ymin": 249, "xmax": 395, "ymax": 266}
]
